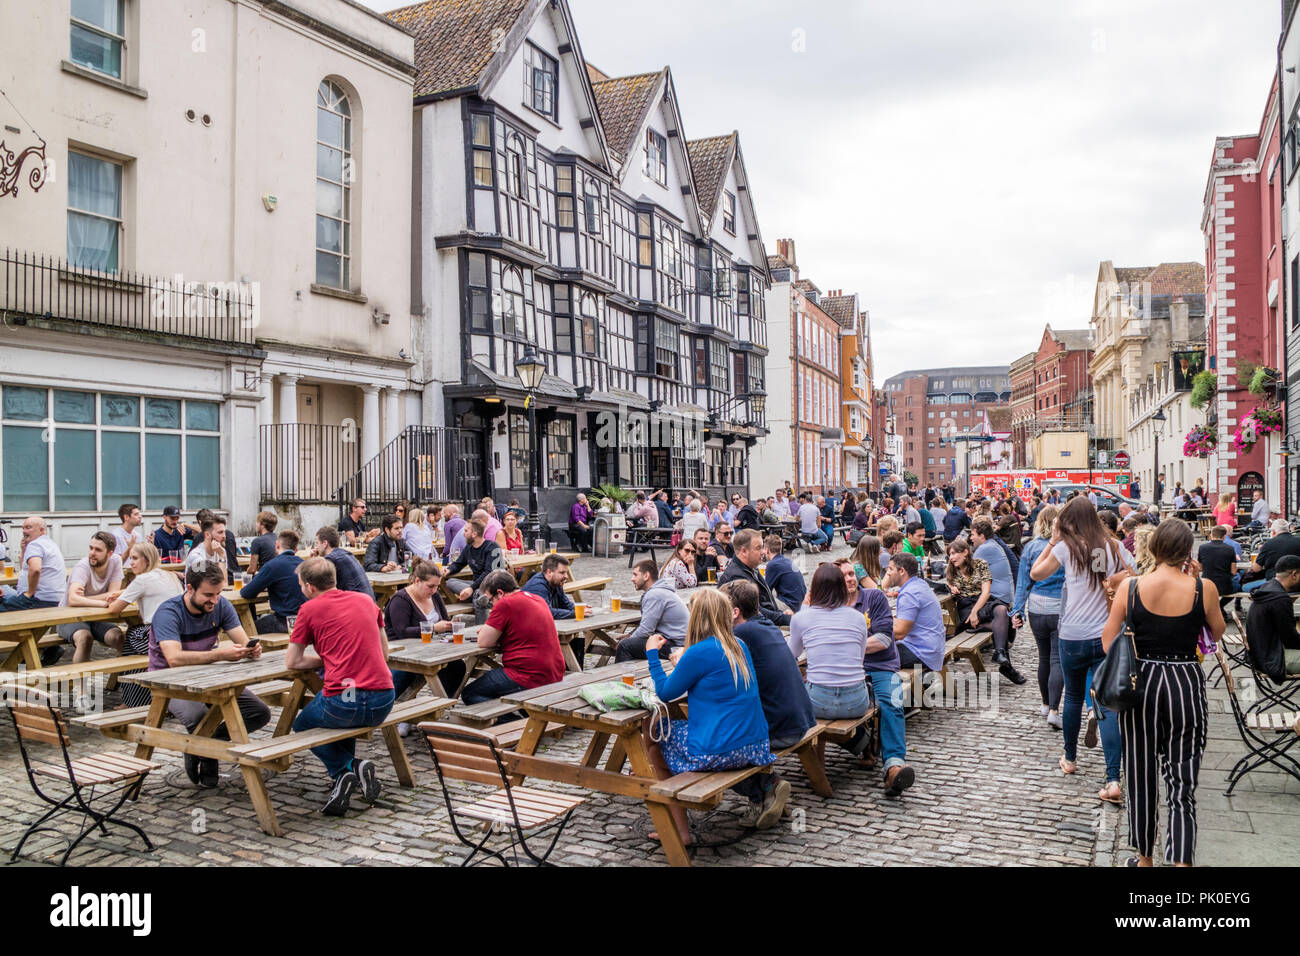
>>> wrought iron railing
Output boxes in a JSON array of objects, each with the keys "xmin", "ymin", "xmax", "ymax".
[
  {"xmin": 336, "ymin": 426, "xmax": 475, "ymax": 520},
  {"xmin": 0, "ymin": 248, "xmax": 258, "ymax": 345},
  {"xmin": 260, "ymin": 424, "xmax": 360, "ymax": 505}
]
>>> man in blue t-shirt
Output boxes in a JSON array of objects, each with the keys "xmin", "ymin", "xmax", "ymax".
[
  {"xmin": 240, "ymin": 529, "xmax": 305, "ymax": 633},
  {"xmin": 151, "ymin": 563, "xmax": 270, "ymax": 788},
  {"xmin": 762, "ymin": 534, "xmax": 807, "ymax": 610},
  {"xmin": 720, "ymin": 579, "xmax": 809, "ymax": 829}
]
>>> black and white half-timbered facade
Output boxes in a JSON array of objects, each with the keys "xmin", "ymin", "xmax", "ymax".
[{"xmin": 392, "ymin": 0, "xmax": 770, "ymax": 522}]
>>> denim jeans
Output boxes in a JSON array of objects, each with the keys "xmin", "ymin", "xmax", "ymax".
[
  {"xmin": 1059, "ymin": 637, "xmax": 1121, "ymax": 781},
  {"xmin": 868, "ymin": 670, "xmax": 906, "ymax": 769},
  {"xmin": 802, "ymin": 529, "xmax": 829, "ymax": 548},
  {"xmin": 0, "ymin": 589, "xmax": 57, "ymax": 612},
  {"xmin": 806, "ymin": 680, "xmax": 871, "ymax": 719},
  {"xmin": 461, "ymin": 667, "xmax": 525, "ymax": 705},
  {"xmin": 292, "ymin": 687, "xmax": 395, "ymax": 779}
]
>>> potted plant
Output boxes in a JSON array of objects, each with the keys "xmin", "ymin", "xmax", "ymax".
[
  {"xmin": 1248, "ymin": 365, "xmax": 1280, "ymax": 396},
  {"xmin": 1183, "ymin": 425, "xmax": 1216, "ymax": 459},
  {"xmin": 1189, "ymin": 370, "xmax": 1217, "ymax": 410}
]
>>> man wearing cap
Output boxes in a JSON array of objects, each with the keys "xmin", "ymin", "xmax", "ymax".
[
  {"xmin": 154, "ymin": 506, "xmax": 187, "ymax": 556},
  {"xmin": 1245, "ymin": 554, "xmax": 1300, "ymax": 683}
]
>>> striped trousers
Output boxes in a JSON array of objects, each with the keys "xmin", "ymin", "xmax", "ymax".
[{"xmin": 1119, "ymin": 659, "xmax": 1208, "ymax": 864}]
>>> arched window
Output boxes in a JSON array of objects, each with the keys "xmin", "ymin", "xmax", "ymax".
[
  {"xmin": 506, "ymin": 134, "xmax": 525, "ymax": 197},
  {"xmin": 316, "ymin": 80, "xmax": 352, "ymax": 288},
  {"xmin": 497, "ymin": 265, "xmax": 525, "ymax": 337},
  {"xmin": 580, "ymin": 293, "xmax": 600, "ymax": 356}
]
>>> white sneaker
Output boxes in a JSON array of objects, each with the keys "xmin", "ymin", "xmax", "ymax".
[
  {"xmin": 1046, "ymin": 710, "xmax": 1063, "ymax": 729},
  {"xmin": 397, "ymin": 722, "xmax": 411, "ymax": 738},
  {"xmin": 1039, "ymin": 704, "xmax": 1050, "ymax": 718}
]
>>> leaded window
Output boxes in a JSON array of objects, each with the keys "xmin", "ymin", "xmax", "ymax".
[{"xmin": 316, "ymin": 80, "xmax": 352, "ymax": 288}]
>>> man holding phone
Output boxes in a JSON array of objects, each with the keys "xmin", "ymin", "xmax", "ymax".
[{"xmin": 149, "ymin": 564, "xmax": 269, "ymax": 789}]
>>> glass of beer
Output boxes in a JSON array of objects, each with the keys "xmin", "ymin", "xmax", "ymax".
[
  {"xmin": 707, "ymin": 568, "xmax": 716, "ymax": 584},
  {"xmin": 452, "ymin": 620, "xmax": 465, "ymax": 644},
  {"xmin": 621, "ymin": 674, "xmax": 636, "ymax": 688},
  {"xmin": 610, "ymin": 593, "xmax": 622, "ymax": 613},
  {"xmin": 286, "ymin": 615, "xmax": 297, "ymax": 635},
  {"xmin": 549, "ymin": 543, "xmax": 558, "ymax": 554},
  {"xmin": 759, "ymin": 563, "xmax": 767, "ymax": 578},
  {"xmin": 534, "ymin": 538, "xmax": 545, "ymax": 555},
  {"xmin": 420, "ymin": 621, "xmax": 433, "ymax": 644},
  {"xmin": 574, "ymin": 603, "xmax": 586, "ymax": 621}
]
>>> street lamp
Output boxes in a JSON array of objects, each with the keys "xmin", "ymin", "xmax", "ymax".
[
  {"xmin": 516, "ymin": 348, "xmax": 547, "ymax": 540},
  {"xmin": 1152, "ymin": 406, "xmax": 1167, "ymax": 507}
]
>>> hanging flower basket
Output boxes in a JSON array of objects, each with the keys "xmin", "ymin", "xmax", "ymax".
[
  {"xmin": 1183, "ymin": 425, "xmax": 1216, "ymax": 459},
  {"xmin": 1232, "ymin": 405, "xmax": 1284, "ymax": 453}
]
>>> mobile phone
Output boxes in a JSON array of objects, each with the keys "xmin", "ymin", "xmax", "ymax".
[{"xmin": 245, "ymin": 638, "xmax": 260, "ymax": 649}]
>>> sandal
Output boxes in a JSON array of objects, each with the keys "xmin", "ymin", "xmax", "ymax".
[
  {"xmin": 1098, "ymin": 781, "xmax": 1123, "ymax": 804},
  {"xmin": 1059, "ymin": 755, "xmax": 1076, "ymax": 775}
]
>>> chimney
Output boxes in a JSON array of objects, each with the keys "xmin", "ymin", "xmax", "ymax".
[
  {"xmin": 1170, "ymin": 297, "xmax": 1189, "ymax": 343},
  {"xmin": 776, "ymin": 238, "xmax": 797, "ymax": 266}
]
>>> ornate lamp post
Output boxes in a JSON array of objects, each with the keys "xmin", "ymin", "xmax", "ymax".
[
  {"xmin": 1152, "ymin": 406, "xmax": 1167, "ymax": 507},
  {"xmin": 516, "ymin": 348, "xmax": 547, "ymax": 541}
]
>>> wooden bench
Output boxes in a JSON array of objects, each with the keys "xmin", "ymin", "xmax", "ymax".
[
  {"xmin": 815, "ymin": 707, "xmax": 879, "ymax": 764},
  {"xmin": 564, "ymin": 576, "xmax": 612, "ymax": 598},
  {"xmin": 0, "ymin": 633, "xmax": 63, "ymax": 654},
  {"xmin": 944, "ymin": 630, "xmax": 992, "ymax": 674},
  {"xmin": 227, "ymin": 695, "xmax": 455, "ymax": 785},
  {"xmin": 483, "ymin": 717, "xmax": 567, "ymax": 749},
  {"xmin": 449, "ymin": 698, "xmax": 522, "ymax": 729},
  {"xmin": 648, "ymin": 724, "xmax": 831, "ymax": 809},
  {"xmin": 5, "ymin": 654, "xmax": 150, "ymax": 688},
  {"xmin": 444, "ymin": 603, "xmax": 474, "ymax": 617},
  {"xmin": 71, "ymin": 680, "xmax": 300, "ymax": 737}
]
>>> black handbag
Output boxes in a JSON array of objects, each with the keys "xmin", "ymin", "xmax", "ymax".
[{"xmin": 1092, "ymin": 578, "xmax": 1145, "ymax": 714}]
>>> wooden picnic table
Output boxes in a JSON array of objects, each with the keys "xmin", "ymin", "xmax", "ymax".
[
  {"xmin": 0, "ymin": 604, "xmax": 143, "ymax": 671},
  {"xmin": 387, "ymin": 635, "xmax": 493, "ymax": 698},
  {"xmin": 493, "ymin": 661, "xmax": 712, "ymax": 863},
  {"xmin": 554, "ymin": 609, "xmax": 642, "ymax": 669},
  {"xmin": 367, "ymin": 571, "xmax": 410, "ymax": 608},
  {"xmin": 623, "ymin": 527, "xmax": 675, "ymax": 567}
]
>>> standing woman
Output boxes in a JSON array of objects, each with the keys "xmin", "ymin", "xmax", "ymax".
[
  {"xmin": 105, "ymin": 540, "xmax": 182, "ymax": 708},
  {"xmin": 1101, "ymin": 520, "xmax": 1223, "ymax": 867},
  {"xmin": 786, "ymin": 564, "xmax": 875, "ymax": 758},
  {"xmin": 1012, "ymin": 505, "xmax": 1064, "ymax": 728},
  {"xmin": 644, "ymin": 589, "xmax": 777, "ymax": 847},
  {"xmin": 402, "ymin": 507, "xmax": 435, "ymax": 561},
  {"xmin": 1212, "ymin": 492, "xmax": 1237, "ymax": 530},
  {"xmin": 1031, "ymin": 495, "xmax": 1136, "ymax": 803}
]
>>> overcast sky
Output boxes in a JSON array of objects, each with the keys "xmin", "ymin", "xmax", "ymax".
[{"xmin": 369, "ymin": 0, "xmax": 1282, "ymax": 382}]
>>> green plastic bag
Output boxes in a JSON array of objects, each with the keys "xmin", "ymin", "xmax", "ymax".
[{"xmin": 578, "ymin": 681, "xmax": 658, "ymax": 712}]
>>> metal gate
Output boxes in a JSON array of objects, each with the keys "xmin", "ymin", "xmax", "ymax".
[{"xmin": 456, "ymin": 430, "xmax": 486, "ymax": 506}]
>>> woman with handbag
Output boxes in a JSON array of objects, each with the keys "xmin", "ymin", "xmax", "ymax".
[
  {"xmin": 1030, "ymin": 496, "xmax": 1135, "ymax": 802},
  {"xmin": 1101, "ymin": 520, "xmax": 1224, "ymax": 867}
]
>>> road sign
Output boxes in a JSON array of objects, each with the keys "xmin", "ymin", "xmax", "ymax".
[
  {"xmin": 1113, "ymin": 450, "xmax": 1131, "ymax": 469},
  {"xmin": 1097, "ymin": 450, "xmax": 1108, "ymax": 466}
]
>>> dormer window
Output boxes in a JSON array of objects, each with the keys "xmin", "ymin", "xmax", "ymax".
[
  {"xmin": 723, "ymin": 190, "xmax": 736, "ymax": 234},
  {"xmin": 646, "ymin": 130, "xmax": 667, "ymax": 187},
  {"xmin": 523, "ymin": 43, "xmax": 558, "ymax": 120}
]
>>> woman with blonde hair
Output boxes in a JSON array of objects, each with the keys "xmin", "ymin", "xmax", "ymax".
[
  {"xmin": 402, "ymin": 507, "xmax": 435, "ymax": 560},
  {"xmin": 106, "ymin": 540, "xmax": 182, "ymax": 708},
  {"xmin": 645, "ymin": 588, "xmax": 776, "ymax": 846},
  {"xmin": 1212, "ymin": 492, "xmax": 1236, "ymax": 529},
  {"xmin": 852, "ymin": 535, "xmax": 884, "ymax": 587},
  {"xmin": 1134, "ymin": 525, "xmax": 1157, "ymax": 576}
]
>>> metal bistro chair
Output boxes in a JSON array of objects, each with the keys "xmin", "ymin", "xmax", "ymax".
[
  {"xmin": 3, "ymin": 685, "xmax": 159, "ymax": 865},
  {"xmin": 1213, "ymin": 648, "xmax": 1300, "ymax": 796},
  {"xmin": 419, "ymin": 722, "xmax": 584, "ymax": 867},
  {"xmin": 1228, "ymin": 609, "xmax": 1300, "ymax": 714}
]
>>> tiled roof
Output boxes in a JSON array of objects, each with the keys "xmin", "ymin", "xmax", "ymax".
[
  {"xmin": 820, "ymin": 294, "xmax": 858, "ymax": 329},
  {"xmin": 1113, "ymin": 266, "xmax": 1152, "ymax": 288},
  {"xmin": 586, "ymin": 63, "xmax": 610, "ymax": 83},
  {"xmin": 767, "ymin": 254, "xmax": 790, "ymax": 271},
  {"xmin": 1110, "ymin": 262, "xmax": 1204, "ymax": 297},
  {"xmin": 687, "ymin": 133, "xmax": 734, "ymax": 219},
  {"xmin": 386, "ymin": 0, "xmax": 533, "ymax": 100},
  {"xmin": 590, "ymin": 70, "xmax": 662, "ymax": 162}
]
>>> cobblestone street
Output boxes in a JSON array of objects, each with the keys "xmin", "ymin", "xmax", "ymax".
[{"xmin": 4, "ymin": 543, "xmax": 1292, "ymax": 867}]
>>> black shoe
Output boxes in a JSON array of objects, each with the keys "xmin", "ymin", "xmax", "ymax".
[
  {"xmin": 184, "ymin": 753, "xmax": 203, "ymax": 785},
  {"xmin": 355, "ymin": 759, "xmax": 380, "ymax": 804},
  {"xmin": 884, "ymin": 764, "xmax": 915, "ymax": 797},
  {"xmin": 323, "ymin": 771, "xmax": 359, "ymax": 816},
  {"xmin": 991, "ymin": 649, "xmax": 1009, "ymax": 665},
  {"xmin": 40, "ymin": 646, "xmax": 64, "ymax": 667},
  {"xmin": 999, "ymin": 662, "xmax": 1027, "ymax": 685},
  {"xmin": 198, "ymin": 758, "xmax": 220, "ymax": 789}
]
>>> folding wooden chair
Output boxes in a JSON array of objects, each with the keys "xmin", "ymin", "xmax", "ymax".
[
  {"xmin": 3, "ymin": 685, "xmax": 159, "ymax": 866},
  {"xmin": 419, "ymin": 722, "xmax": 583, "ymax": 867},
  {"xmin": 1214, "ymin": 649, "xmax": 1300, "ymax": 796}
]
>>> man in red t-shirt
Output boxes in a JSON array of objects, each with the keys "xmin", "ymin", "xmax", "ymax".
[
  {"xmin": 462, "ymin": 570, "xmax": 565, "ymax": 705},
  {"xmin": 287, "ymin": 556, "xmax": 395, "ymax": 817}
]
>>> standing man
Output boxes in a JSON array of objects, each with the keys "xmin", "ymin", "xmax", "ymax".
[
  {"xmin": 240, "ymin": 529, "xmax": 306, "ymax": 633},
  {"xmin": 153, "ymin": 506, "xmax": 187, "ymax": 557},
  {"xmin": 246, "ymin": 511, "xmax": 279, "ymax": 576},
  {"xmin": 112, "ymin": 503, "xmax": 145, "ymax": 558},
  {"xmin": 1, "ymin": 516, "xmax": 66, "ymax": 612},
  {"xmin": 287, "ymin": 556, "xmax": 395, "ymax": 817},
  {"xmin": 150, "ymin": 564, "xmax": 268, "ymax": 788},
  {"xmin": 313, "ymin": 527, "xmax": 376, "ymax": 599},
  {"xmin": 57, "ymin": 531, "xmax": 125, "ymax": 663},
  {"xmin": 615, "ymin": 560, "xmax": 689, "ymax": 661},
  {"xmin": 363, "ymin": 514, "xmax": 410, "ymax": 572}
]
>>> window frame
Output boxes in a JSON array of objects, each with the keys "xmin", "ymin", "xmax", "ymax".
[
  {"xmin": 315, "ymin": 79, "xmax": 353, "ymax": 290},
  {"xmin": 646, "ymin": 129, "xmax": 668, "ymax": 187},
  {"xmin": 67, "ymin": 149, "xmax": 123, "ymax": 272},
  {"xmin": 69, "ymin": 0, "xmax": 126, "ymax": 80},
  {"xmin": 523, "ymin": 43, "xmax": 559, "ymax": 120},
  {"xmin": 722, "ymin": 190, "xmax": 736, "ymax": 235}
]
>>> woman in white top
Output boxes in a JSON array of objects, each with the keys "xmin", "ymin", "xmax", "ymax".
[
  {"xmin": 106, "ymin": 540, "xmax": 183, "ymax": 708},
  {"xmin": 402, "ymin": 507, "xmax": 435, "ymax": 560},
  {"xmin": 929, "ymin": 500, "xmax": 948, "ymax": 534},
  {"xmin": 679, "ymin": 500, "xmax": 709, "ymax": 539}
]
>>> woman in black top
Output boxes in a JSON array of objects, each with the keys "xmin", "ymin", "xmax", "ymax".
[
  {"xmin": 1102, "ymin": 520, "xmax": 1225, "ymax": 867},
  {"xmin": 386, "ymin": 561, "xmax": 467, "ymax": 715}
]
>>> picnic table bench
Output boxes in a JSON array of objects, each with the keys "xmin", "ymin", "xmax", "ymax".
[
  {"xmin": 0, "ymin": 605, "xmax": 143, "ymax": 671},
  {"xmin": 554, "ymin": 608, "xmax": 642, "ymax": 670},
  {"xmin": 623, "ymin": 527, "xmax": 675, "ymax": 567}
]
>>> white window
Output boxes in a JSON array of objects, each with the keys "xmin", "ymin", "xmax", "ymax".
[
  {"xmin": 316, "ymin": 80, "xmax": 352, "ymax": 289},
  {"xmin": 70, "ymin": 0, "xmax": 125, "ymax": 79},
  {"xmin": 723, "ymin": 191, "xmax": 736, "ymax": 234},
  {"xmin": 523, "ymin": 43, "xmax": 558, "ymax": 119},
  {"xmin": 67, "ymin": 150, "xmax": 122, "ymax": 272},
  {"xmin": 646, "ymin": 130, "xmax": 667, "ymax": 187},
  {"xmin": 927, "ymin": 426, "xmax": 934, "ymax": 434}
]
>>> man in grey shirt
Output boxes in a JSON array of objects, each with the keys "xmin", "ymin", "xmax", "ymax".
[{"xmin": 615, "ymin": 560, "xmax": 689, "ymax": 661}]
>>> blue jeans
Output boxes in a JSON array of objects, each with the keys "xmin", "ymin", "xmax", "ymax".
[
  {"xmin": 802, "ymin": 529, "xmax": 829, "ymax": 547},
  {"xmin": 1059, "ymin": 638, "xmax": 1121, "ymax": 781},
  {"xmin": 461, "ymin": 667, "xmax": 524, "ymax": 706},
  {"xmin": 292, "ymin": 687, "xmax": 395, "ymax": 779},
  {"xmin": 868, "ymin": 670, "xmax": 906, "ymax": 769},
  {"xmin": 1242, "ymin": 578, "xmax": 1266, "ymax": 593},
  {"xmin": 806, "ymin": 680, "xmax": 871, "ymax": 719},
  {"xmin": 0, "ymin": 589, "xmax": 57, "ymax": 612}
]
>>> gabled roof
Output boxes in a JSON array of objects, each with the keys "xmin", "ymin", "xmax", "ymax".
[
  {"xmin": 386, "ymin": 0, "xmax": 532, "ymax": 99},
  {"xmin": 1105, "ymin": 262, "xmax": 1205, "ymax": 297},
  {"xmin": 589, "ymin": 69, "xmax": 662, "ymax": 163},
  {"xmin": 1044, "ymin": 325, "xmax": 1093, "ymax": 352},
  {"xmin": 686, "ymin": 134, "xmax": 734, "ymax": 222},
  {"xmin": 820, "ymin": 294, "xmax": 858, "ymax": 329}
]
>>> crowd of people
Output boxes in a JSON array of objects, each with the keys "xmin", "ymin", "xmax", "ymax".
[{"xmin": 3, "ymin": 473, "xmax": 1298, "ymax": 866}]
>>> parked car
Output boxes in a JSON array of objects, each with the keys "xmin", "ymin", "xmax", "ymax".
[{"xmin": 1043, "ymin": 484, "xmax": 1144, "ymax": 515}]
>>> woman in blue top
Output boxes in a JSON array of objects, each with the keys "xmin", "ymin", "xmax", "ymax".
[
  {"xmin": 1012, "ymin": 505, "xmax": 1064, "ymax": 729},
  {"xmin": 646, "ymin": 588, "xmax": 775, "ymax": 848}
]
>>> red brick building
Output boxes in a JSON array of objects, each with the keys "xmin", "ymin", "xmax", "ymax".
[
  {"xmin": 1202, "ymin": 75, "xmax": 1285, "ymax": 510},
  {"xmin": 1010, "ymin": 352, "xmax": 1035, "ymax": 468},
  {"xmin": 1008, "ymin": 326, "xmax": 1092, "ymax": 469},
  {"xmin": 883, "ymin": 367, "xmax": 1011, "ymax": 486}
]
